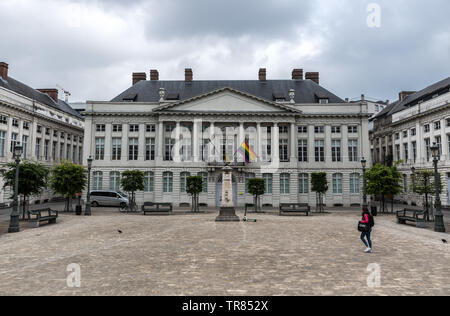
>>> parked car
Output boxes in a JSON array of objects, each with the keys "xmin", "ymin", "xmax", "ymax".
[{"xmin": 90, "ymin": 191, "xmax": 129, "ymax": 208}]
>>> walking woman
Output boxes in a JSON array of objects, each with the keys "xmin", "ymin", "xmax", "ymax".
[{"xmin": 360, "ymin": 207, "xmax": 374, "ymax": 253}]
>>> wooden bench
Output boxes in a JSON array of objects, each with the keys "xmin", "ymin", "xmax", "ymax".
[
  {"xmin": 396, "ymin": 208, "xmax": 426, "ymax": 228},
  {"xmin": 142, "ymin": 202, "xmax": 173, "ymax": 215},
  {"xmin": 279, "ymin": 203, "xmax": 310, "ymax": 216},
  {"xmin": 27, "ymin": 208, "xmax": 58, "ymax": 228}
]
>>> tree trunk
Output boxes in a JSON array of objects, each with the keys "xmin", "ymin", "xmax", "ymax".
[
  {"xmin": 66, "ymin": 197, "xmax": 70, "ymax": 212},
  {"xmin": 22, "ymin": 195, "xmax": 27, "ymax": 219},
  {"xmin": 425, "ymin": 193, "xmax": 429, "ymax": 221}
]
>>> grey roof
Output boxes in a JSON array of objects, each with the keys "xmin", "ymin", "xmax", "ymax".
[
  {"xmin": 0, "ymin": 76, "xmax": 83, "ymax": 119},
  {"xmin": 388, "ymin": 77, "xmax": 450, "ymax": 115},
  {"xmin": 111, "ymin": 79, "xmax": 345, "ymax": 104}
]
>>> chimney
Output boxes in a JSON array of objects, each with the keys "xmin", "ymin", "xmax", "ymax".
[
  {"xmin": 305, "ymin": 72, "xmax": 319, "ymax": 84},
  {"xmin": 185, "ymin": 68, "xmax": 193, "ymax": 82},
  {"xmin": 150, "ymin": 69, "xmax": 159, "ymax": 81},
  {"xmin": 258, "ymin": 68, "xmax": 266, "ymax": 81},
  {"xmin": 38, "ymin": 89, "xmax": 59, "ymax": 103},
  {"xmin": 0, "ymin": 62, "xmax": 8, "ymax": 80},
  {"xmin": 292, "ymin": 69, "xmax": 303, "ymax": 80},
  {"xmin": 399, "ymin": 91, "xmax": 415, "ymax": 101},
  {"xmin": 132, "ymin": 72, "xmax": 147, "ymax": 85}
]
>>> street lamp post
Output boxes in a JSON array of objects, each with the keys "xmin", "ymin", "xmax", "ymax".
[
  {"xmin": 85, "ymin": 156, "xmax": 93, "ymax": 216},
  {"xmin": 8, "ymin": 144, "xmax": 23, "ymax": 233},
  {"xmin": 361, "ymin": 157, "xmax": 367, "ymax": 209},
  {"xmin": 430, "ymin": 143, "xmax": 446, "ymax": 233}
]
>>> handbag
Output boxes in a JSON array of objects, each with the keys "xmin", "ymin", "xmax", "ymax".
[{"xmin": 358, "ymin": 221, "xmax": 370, "ymax": 232}]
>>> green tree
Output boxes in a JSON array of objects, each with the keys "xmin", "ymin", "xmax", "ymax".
[
  {"xmin": 366, "ymin": 163, "xmax": 403, "ymax": 213},
  {"xmin": 247, "ymin": 178, "xmax": 266, "ymax": 215},
  {"xmin": 120, "ymin": 170, "xmax": 145, "ymax": 211},
  {"xmin": 186, "ymin": 176, "xmax": 203, "ymax": 213},
  {"xmin": 411, "ymin": 170, "xmax": 442, "ymax": 221},
  {"xmin": 311, "ymin": 173, "xmax": 328, "ymax": 212},
  {"xmin": 1, "ymin": 161, "xmax": 49, "ymax": 219},
  {"xmin": 50, "ymin": 161, "xmax": 87, "ymax": 212}
]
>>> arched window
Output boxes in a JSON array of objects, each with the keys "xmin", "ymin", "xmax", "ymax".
[
  {"xmin": 180, "ymin": 172, "xmax": 191, "ymax": 193},
  {"xmin": 263, "ymin": 174, "xmax": 273, "ymax": 194},
  {"xmin": 298, "ymin": 173, "xmax": 309, "ymax": 194},
  {"xmin": 144, "ymin": 172, "xmax": 154, "ymax": 193},
  {"xmin": 350, "ymin": 173, "xmax": 360, "ymax": 194},
  {"xmin": 198, "ymin": 172, "xmax": 208, "ymax": 193},
  {"xmin": 332, "ymin": 173, "xmax": 343, "ymax": 194},
  {"xmin": 93, "ymin": 171, "xmax": 103, "ymax": 190},
  {"xmin": 163, "ymin": 172, "xmax": 173, "ymax": 193},
  {"xmin": 245, "ymin": 173, "xmax": 256, "ymax": 194},
  {"xmin": 280, "ymin": 174, "xmax": 290, "ymax": 194},
  {"xmin": 109, "ymin": 171, "xmax": 121, "ymax": 191}
]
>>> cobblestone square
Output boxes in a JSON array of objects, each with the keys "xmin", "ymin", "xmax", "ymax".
[{"xmin": 0, "ymin": 210, "xmax": 449, "ymax": 296}]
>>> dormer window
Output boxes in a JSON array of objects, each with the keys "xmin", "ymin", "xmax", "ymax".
[
  {"xmin": 319, "ymin": 98, "xmax": 329, "ymax": 104},
  {"xmin": 166, "ymin": 93, "xmax": 180, "ymax": 101},
  {"xmin": 123, "ymin": 94, "xmax": 137, "ymax": 102},
  {"xmin": 272, "ymin": 92, "xmax": 286, "ymax": 102}
]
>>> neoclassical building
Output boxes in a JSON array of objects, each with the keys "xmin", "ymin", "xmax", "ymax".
[
  {"xmin": 83, "ymin": 68, "xmax": 371, "ymax": 208},
  {"xmin": 371, "ymin": 77, "xmax": 450, "ymax": 206},
  {"xmin": 0, "ymin": 62, "xmax": 85, "ymax": 204}
]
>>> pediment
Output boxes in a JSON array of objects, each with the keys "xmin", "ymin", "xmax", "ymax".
[{"xmin": 153, "ymin": 87, "xmax": 301, "ymax": 114}]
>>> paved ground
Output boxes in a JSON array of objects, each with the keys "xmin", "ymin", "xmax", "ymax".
[{"xmin": 0, "ymin": 209, "xmax": 449, "ymax": 296}]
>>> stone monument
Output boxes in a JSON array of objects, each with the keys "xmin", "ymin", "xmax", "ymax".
[{"xmin": 215, "ymin": 166, "xmax": 240, "ymax": 222}]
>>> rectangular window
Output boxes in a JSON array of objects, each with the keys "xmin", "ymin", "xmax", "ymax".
[
  {"xmin": 412, "ymin": 141, "xmax": 417, "ymax": 163},
  {"xmin": 333, "ymin": 174, "xmax": 343, "ymax": 194},
  {"xmin": 96, "ymin": 124, "xmax": 106, "ymax": 132},
  {"xmin": 0, "ymin": 115, "xmax": 7, "ymax": 125},
  {"xmin": 112, "ymin": 138, "xmax": 122, "ymax": 160},
  {"xmin": 279, "ymin": 139, "xmax": 289, "ymax": 162},
  {"xmin": 425, "ymin": 138, "xmax": 431, "ymax": 162},
  {"xmin": 0, "ymin": 131, "xmax": 5, "ymax": 157},
  {"xmin": 12, "ymin": 118, "xmax": 19, "ymax": 127},
  {"xmin": 145, "ymin": 138, "xmax": 155, "ymax": 161},
  {"xmin": 163, "ymin": 172, "xmax": 173, "ymax": 193},
  {"xmin": 23, "ymin": 122, "xmax": 30, "ymax": 130},
  {"xmin": 298, "ymin": 126, "xmax": 308, "ymax": 134},
  {"xmin": 348, "ymin": 126, "xmax": 358, "ymax": 134},
  {"xmin": 424, "ymin": 124, "xmax": 430, "ymax": 133},
  {"xmin": 110, "ymin": 172, "xmax": 121, "ymax": 191},
  {"xmin": 199, "ymin": 172, "xmax": 208, "ymax": 193},
  {"xmin": 146, "ymin": 124, "xmax": 156, "ymax": 133},
  {"xmin": 280, "ymin": 174, "xmax": 290, "ymax": 194},
  {"xmin": 298, "ymin": 174, "xmax": 309, "ymax": 194},
  {"xmin": 35, "ymin": 138, "xmax": 41, "ymax": 159},
  {"xmin": 44, "ymin": 140, "xmax": 49, "ymax": 161},
  {"xmin": 403, "ymin": 143, "xmax": 409, "ymax": 162},
  {"xmin": 200, "ymin": 139, "xmax": 209, "ymax": 162},
  {"xmin": 144, "ymin": 172, "xmax": 154, "ymax": 192},
  {"xmin": 434, "ymin": 121, "xmax": 441, "ymax": 131},
  {"xmin": 331, "ymin": 126, "xmax": 341, "ymax": 134},
  {"xmin": 395, "ymin": 133, "xmax": 400, "ymax": 140},
  {"xmin": 66, "ymin": 144, "xmax": 70, "ymax": 162},
  {"xmin": 10, "ymin": 133, "xmax": 18, "ymax": 153},
  {"xmin": 180, "ymin": 172, "xmax": 190, "ymax": 193},
  {"xmin": 112, "ymin": 124, "xmax": 122, "ymax": 132},
  {"xmin": 435, "ymin": 136, "xmax": 442, "ymax": 157},
  {"xmin": 129, "ymin": 124, "xmax": 139, "ymax": 132},
  {"xmin": 165, "ymin": 138, "xmax": 174, "ymax": 161},
  {"xmin": 315, "ymin": 140, "xmax": 325, "ymax": 162},
  {"xmin": 403, "ymin": 174, "xmax": 408, "ymax": 193},
  {"xmin": 298, "ymin": 140, "xmax": 308, "ymax": 162},
  {"xmin": 331, "ymin": 140, "xmax": 342, "ymax": 162},
  {"xmin": 60, "ymin": 143, "xmax": 64, "ymax": 160},
  {"xmin": 279, "ymin": 126, "xmax": 288, "ymax": 134},
  {"xmin": 95, "ymin": 138, "xmax": 105, "ymax": 160},
  {"xmin": 263, "ymin": 174, "xmax": 273, "ymax": 194},
  {"xmin": 45, "ymin": 128, "xmax": 50, "ymax": 135},
  {"xmin": 348, "ymin": 139, "xmax": 358, "ymax": 162},
  {"xmin": 93, "ymin": 172, "xmax": 103, "ymax": 190},
  {"xmin": 245, "ymin": 173, "xmax": 256, "ymax": 194},
  {"xmin": 73, "ymin": 145, "xmax": 77, "ymax": 163},
  {"xmin": 403, "ymin": 131, "xmax": 408, "ymax": 138},
  {"xmin": 22, "ymin": 135, "xmax": 28, "ymax": 160},
  {"xmin": 350, "ymin": 174, "xmax": 360, "ymax": 194},
  {"xmin": 128, "ymin": 138, "xmax": 139, "ymax": 160},
  {"xmin": 396, "ymin": 144, "xmax": 401, "ymax": 161},
  {"xmin": 315, "ymin": 126, "xmax": 324, "ymax": 134},
  {"xmin": 411, "ymin": 128, "xmax": 416, "ymax": 136}
]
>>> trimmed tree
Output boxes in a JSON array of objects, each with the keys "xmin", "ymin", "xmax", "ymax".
[
  {"xmin": 187, "ymin": 176, "xmax": 203, "ymax": 213},
  {"xmin": 247, "ymin": 178, "xmax": 266, "ymax": 215},
  {"xmin": 311, "ymin": 173, "xmax": 328, "ymax": 212},
  {"xmin": 411, "ymin": 170, "xmax": 442, "ymax": 221},
  {"xmin": 1, "ymin": 161, "xmax": 49, "ymax": 219},
  {"xmin": 50, "ymin": 161, "xmax": 87, "ymax": 212},
  {"xmin": 120, "ymin": 170, "xmax": 145, "ymax": 212},
  {"xmin": 366, "ymin": 163, "xmax": 403, "ymax": 213}
]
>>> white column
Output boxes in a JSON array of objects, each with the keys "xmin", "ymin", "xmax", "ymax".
[
  {"xmin": 83, "ymin": 116, "xmax": 92, "ymax": 164},
  {"xmin": 174, "ymin": 121, "xmax": 181, "ymax": 162},
  {"xmin": 441, "ymin": 119, "xmax": 447, "ymax": 161},
  {"xmin": 157, "ymin": 121, "xmax": 164, "ymax": 161},
  {"xmin": 6, "ymin": 117, "xmax": 12, "ymax": 160},
  {"xmin": 121, "ymin": 123, "xmax": 128, "ymax": 162},
  {"xmin": 105, "ymin": 124, "xmax": 112, "ymax": 161},
  {"xmin": 324, "ymin": 125, "xmax": 332, "ymax": 164},
  {"xmin": 138, "ymin": 123, "xmax": 145, "ymax": 161},
  {"xmin": 342, "ymin": 125, "xmax": 349, "ymax": 164},
  {"xmin": 290, "ymin": 123, "xmax": 296, "ymax": 162},
  {"xmin": 30, "ymin": 120, "xmax": 38, "ymax": 160},
  {"xmin": 273, "ymin": 123, "xmax": 279, "ymax": 163},
  {"xmin": 209, "ymin": 122, "xmax": 215, "ymax": 161},
  {"xmin": 256, "ymin": 123, "xmax": 261, "ymax": 162},
  {"xmin": 238, "ymin": 122, "xmax": 245, "ymax": 162},
  {"xmin": 193, "ymin": 119, "xmax": 199, "ymax": 162}
]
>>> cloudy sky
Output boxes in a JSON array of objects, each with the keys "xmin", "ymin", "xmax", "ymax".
[{"xmin": 0, "ymin": 0, "xmax": 449, "ymax": 103}]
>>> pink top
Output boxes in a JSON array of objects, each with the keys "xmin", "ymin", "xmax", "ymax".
[{"xmin": 361, "ymin": 214, "xmax": 370, "ymax": 224}]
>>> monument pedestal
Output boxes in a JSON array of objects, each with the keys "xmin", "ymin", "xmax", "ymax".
[{"xmin": 215, "ymin": 166, "xmax": 240, "ymax": 222}]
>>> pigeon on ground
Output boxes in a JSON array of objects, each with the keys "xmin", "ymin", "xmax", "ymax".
[
  {"xmin": 118, "ymin": 230, "xmax": 123, "ymax": 234},
  {"xmin": 442, "ymin": 239, "xmax": 447, "ymax": 244}
]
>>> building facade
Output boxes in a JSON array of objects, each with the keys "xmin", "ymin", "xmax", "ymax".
[
  {"xmin": 0, "ymin": 62, "xmax": 85, "ymax": 204},
  {"xmin": 83, "ymin": 68, "xmax": 371, "ymax": 208},
  {"xmin": 371, "ymin": 77, "xmax": 450, "ymax": 206}
]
